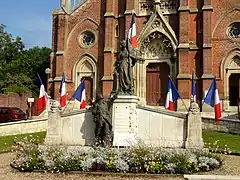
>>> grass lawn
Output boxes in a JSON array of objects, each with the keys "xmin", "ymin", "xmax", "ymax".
[
  {"xmin": 0, "ymin": 131, "xmax": 46, "ymax": 151},
  {"xmin": 0, "ymin": 130, "xmax": 240, "ymax": 154},
  {"xmin": 202, "ymin": 130, "xmax": 240, "ymax": 153}
]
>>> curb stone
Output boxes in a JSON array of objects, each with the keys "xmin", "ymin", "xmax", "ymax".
[{"xmin": 184, "ymin": 175, "xmax": 240, "ymax": 180}]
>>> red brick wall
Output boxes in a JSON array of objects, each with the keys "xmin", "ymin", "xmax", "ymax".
[
  {"xmin": 0, "ymin": 92, "xmax": 32, "ymax": 113},
  {"xmin": 50, "ymin": 0, "xmax": 240, "ymax": 103}
]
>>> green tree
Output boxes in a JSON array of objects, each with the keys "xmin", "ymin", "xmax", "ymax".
[{"xmin": 0, "ymin": 24, "xmax": 51, "ymax": 96}]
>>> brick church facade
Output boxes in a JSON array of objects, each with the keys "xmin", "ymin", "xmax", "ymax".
[{"xmin": 50, "ymin": 0, "xmax": 240, "ymax": 111}]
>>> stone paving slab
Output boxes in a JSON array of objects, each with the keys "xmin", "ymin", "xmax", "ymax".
[{"xmin": 184, "ymin": 175, "xmax": 240, "ymax": 180}]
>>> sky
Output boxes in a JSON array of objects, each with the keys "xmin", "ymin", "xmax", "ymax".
[{"xmin": 0, "ymin": 0, "xmax": 60, "ymax": 49}]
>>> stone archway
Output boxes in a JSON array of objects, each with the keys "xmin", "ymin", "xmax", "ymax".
[
  {"xmin": 135, "ymin": 31, "xmax": 176, "ymax": 105},
  {"xmin": 74, "ymin": 55, "xmax": 97, "ymax": 102},
  {"xmin": 222, "ymin": 50, "xmax": 240, "ymax": 111}
]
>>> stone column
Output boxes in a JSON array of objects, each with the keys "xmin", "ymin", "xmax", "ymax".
[
  {"xmin": 102, "ymin": 0, "xmax": 118, "ymax": 97},
  {"xmin": 201, "ymin": 0, "xmax": 213, "ymax": 112},
  {"xmin": 185, "ymin": 102, "xmax": 204, "ymax": 149},
  {"xmin": 112, "ymin": 95, "xmax": 139, "ymax": 146},
  {"xmin": 177, "ymin": 0, "xmax": 191, "ymax": 111},
  {"xmin": 44, "ymin": 100, "xmax": 62, "ymax": 145}
]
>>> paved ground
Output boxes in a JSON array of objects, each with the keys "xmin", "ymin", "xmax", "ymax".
[{"xmin": 0, "ymin": 153, "xmax": 240, "ymax": 180}]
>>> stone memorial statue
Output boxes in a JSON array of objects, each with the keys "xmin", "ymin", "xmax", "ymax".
[
  {"xmin": 112, "ymin": 40, "xmax": 138, "ymax": 95},
  {"xmin": 92, "ymin": 93, "xmax": 113, "ymax": 147}
]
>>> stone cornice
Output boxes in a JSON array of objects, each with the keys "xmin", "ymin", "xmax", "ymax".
[
  {"xmin": 56, "ymin": 51, "xmax": 64, "ymax": 55},
  {"xmin": 202, "ymin": 5, "xmax": 213, "ymax": 11},
  {"xmin": 178, "ymin": 43, "xmax": 202, "ymax": 50},
  {"xmin": 137, "ymin": 105, "xmax": 187, "ymax": 119},
  {"xmin": 177, "ymin": 73, "xmax": 191, "ymax": 79},
  {"xmin": 104, "ymin": 12, "xmax": 115, "ymax": 17},
  {"xmin": 51, "ymin": 77, "xmax": 73, "ymax": 83},
  {"xmin": 178, "ymin": 6, "xmax": 203, "ymax": 13},
  {"xmin": 50, "ymin": 51, "xmax": 64, "ymax": 56},
  {"xmin": 178, "ymin": 6, "xmax": 190, "ymax": 12},
  {"xmin": 101, "ymin": 76, "xmax": 113, "ymax": 81},
  {"xmin": 52, "ymin": 9, "xmax": 65, "ymax": 15},
  {"xmin": 104, "ymin": 48, "xmax": 114, "ymax": 53},
  {"xmin": 201, "ymin": 74, "xmax": 214, "ymax": 79},
  {"xmin": 124, "ymin": 10, "xmax": 134, "ymax": 15},
  {"xmin": 189, "ymin": 8, "xmax": 199, "ymax": 13},
  {"xmin": 203, "ymin": 43, "xmax": 212, "ymax": 48},
  {"xmin": 178, "ymin": 43, "xmax": 190, "ymax": 49}
]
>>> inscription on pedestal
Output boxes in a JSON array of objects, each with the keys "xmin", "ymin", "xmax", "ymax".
[{"xmin": 112, "ymin": 95, "xmax": 139, "ymax": 146}]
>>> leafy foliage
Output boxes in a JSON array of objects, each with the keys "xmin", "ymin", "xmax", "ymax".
[{"xmin": 0, "ymin": 24, "xmax": 51, "ymax": 96}]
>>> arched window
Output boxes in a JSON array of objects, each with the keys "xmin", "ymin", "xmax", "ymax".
[{"xmin": 228, "ymin": 22, "xmax": 240, "ymax": 39}]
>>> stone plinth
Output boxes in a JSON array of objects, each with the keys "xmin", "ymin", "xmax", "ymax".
[
  {"xmin": 185, "ymin": 102, "xmax": 204, "ymax": 149},
  {"xmin": 111, "ymin": 95, "xmax": 139, "ymax": 146},
  {"xmin": 44, "ymin": 100, "xmax": 62, "ymax": 145}
]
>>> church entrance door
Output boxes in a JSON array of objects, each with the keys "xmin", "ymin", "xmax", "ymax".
[
  {"xmin": 81, "ymin": 76, "xmax": 93, "ymax": 104},
  {"xmin": 146, "ymin": 63, "xmax": 169, "ymax": 106},
  {"xmin": 229, "ymin": 73, "xmax": 240, "ymax": 106}
]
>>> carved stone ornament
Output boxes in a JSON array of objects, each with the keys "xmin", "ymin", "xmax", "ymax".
[
  {"xmin": 229, "ymin": 56, "xmax": 240, "ymax": 68},
  {"xmin": 138, "ymin": 0, "xmax": 178, "ymax": 15},
  {"xmin": 189, "ymin": 102, "xmax": 200, "ymax": 114},
  {"xmin": 140, "ymin": 32, "xmax": 173, "ymax": 59},
  {"xmin": 50, "ymin": 100, "xmax": 61, "ymax": 112}
]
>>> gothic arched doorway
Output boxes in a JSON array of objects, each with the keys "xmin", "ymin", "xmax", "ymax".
[
  {"xmin": 229, "ymin": 74, "xmax": 240, "ymax": 106},
  {"xmin": 222, "ymin": 51, "xmax": 240, "ymax": 110},
  {"xmin": 146, "ymin": 63, "xmax": 169, "ymax": 106},
  {"xmin": 135, "ymin": 31, "xmax": 176, "ymax": 105},
  {"xmin": 74, "ymin": 55, "xmax": 97, "ymax": 104}
]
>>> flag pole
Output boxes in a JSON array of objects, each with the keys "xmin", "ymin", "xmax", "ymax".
[
  {"xmin": 62, "ymin": 77, "xmax": 86, "ymax": 112},
  {"xmin": 62, "ymin": 97, "xmax": 73, "ymax": 113},
  {"xmin": 168, "ymin": 75, "xmax": 189, "ymax": 112}
]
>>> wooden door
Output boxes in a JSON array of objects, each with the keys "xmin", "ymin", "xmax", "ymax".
[
  {"xmin": 82, "ymin": 77, "xmax": 93, "ymax": 104},
  {"xmin": 146, "ymin": 63, "xmax": 169, "ymax": 106}
]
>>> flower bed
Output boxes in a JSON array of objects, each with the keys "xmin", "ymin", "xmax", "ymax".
[{"xmin": 10, "ymin": 138, "xmax": 223, "ymax": 174}]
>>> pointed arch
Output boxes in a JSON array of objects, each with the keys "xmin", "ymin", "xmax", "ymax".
[
  {"xmin": 73, "ymin": 53, "xmax": 97, "ymax": 100},
  {"xmin": 212, "ymin": 8, "xmax": 240, "ymax": 38},
  {"xmin": 137, "ymin": 11, "xmax": 178, "ymax": 55},
  {"xmin": 220, "ymin": 48, "xmax": 240, "ymax": 78},
  {"xmin": 221, "ymin": 49, "xmax": 240, "ymax": 110},
  {"xmin": 67, "ymin": 17, "xmax": 103, "ymax": 46}
]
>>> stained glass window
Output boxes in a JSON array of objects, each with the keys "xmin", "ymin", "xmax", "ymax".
[
  {"xmin": 228, "ymin": 22, "xmax": 240, "ymax": 39},
  {"xmin": 80, "ymin": 31, "xmax": 95, "ymax": 47}
]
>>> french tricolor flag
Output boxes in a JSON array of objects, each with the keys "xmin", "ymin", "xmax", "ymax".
[
  {"xmin": 128, "ymin": 14, "xmax": 137, "ymax": 49},
  {"xmin": 204, "ymin": 77, "xmax": 222, "ymax": 125},
  {"xmin": 37, "ymin": 74, "xmax": 47, "ymax": 113},
  {"xmin": 59, "ymin": 73, "xmax": 66, "ymax": 108},
  {"xmin": 72, "ymin": 79, "xmax": 86, "ymax": 109},
  {"xmin": 191, "ymin": 72, "xmax": 196, "ymax": 102},
  {"xmin": 165, "ymin": 79, "xmax": 180, "ymax": 111}
]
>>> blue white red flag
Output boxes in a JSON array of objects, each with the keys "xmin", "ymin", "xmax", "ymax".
[
  {"xmin": 72, "ymin": 79, "xmax": 86, "ymax": 109},
  {"xmin": 128, "ymin": 14, "xmax": 137, "ymax": 49},
  {"xmin": 59, "ymin": 73, "xmax": 66, "ymax": 108},
  {"xmin": 165, "ymin": 79, "xmax": 180, "ymax": 111},
  {"xmin": 37, "ymin": 74, "xmax": 47, "ymax": 113},
  {"xmin": 191, "ymin": 72, "xmax": 196, "ymax": 102},
  {"xmin": 203, "ymin": 77, "xmax": 222, "ymax": 125}
]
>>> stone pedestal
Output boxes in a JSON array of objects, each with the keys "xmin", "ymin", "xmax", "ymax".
[
  {"xmin": 112, "ymin": 95, "xmax": 139, "ymax": 146},
  {"xmin": 44, "ymin": 100, "xmax": 62, "ymax": 145},
  {"xmin": 185, "ymin": 102, "xmax": 204, "ymax": 149}
]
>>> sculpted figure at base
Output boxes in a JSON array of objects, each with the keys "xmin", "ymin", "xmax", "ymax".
[
  {"xmin": 92, "ymin": 93, "xmax": 112, "ymax": 147},
  {"xmin": 113, "ymin": 40, "xmax": 137, "ymax": 95}
]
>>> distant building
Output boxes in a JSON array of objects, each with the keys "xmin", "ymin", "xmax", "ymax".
[{"xmin": 50, "ymin": 0, "xmax": 240, "ymax": 111}]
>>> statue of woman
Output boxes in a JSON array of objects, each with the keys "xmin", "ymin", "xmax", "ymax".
[{"xmin": 117, "ymin": 40, "xmax": 137, "ymax": 95}]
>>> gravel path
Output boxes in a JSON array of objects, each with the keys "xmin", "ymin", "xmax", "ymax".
[{"xmin": 0, "ymin": 153, "xmax": 240, "ymax": 180}]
